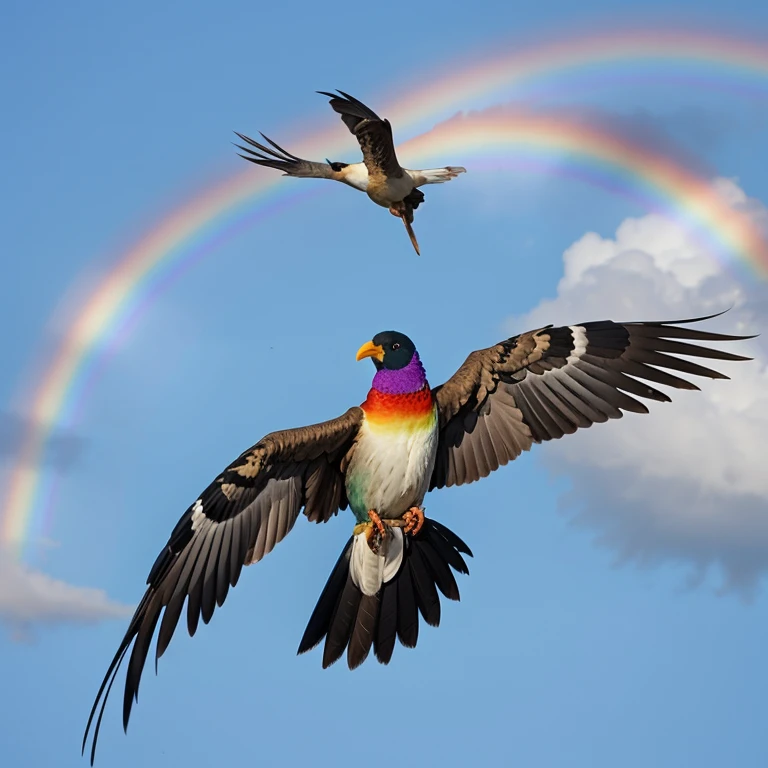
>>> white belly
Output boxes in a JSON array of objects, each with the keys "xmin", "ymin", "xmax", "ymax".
[{"xmin": 346, "ymin": 416, "xmax": 438, "ymax": 520}]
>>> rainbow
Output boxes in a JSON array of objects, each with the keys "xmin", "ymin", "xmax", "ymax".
[
  {"xmin": 402, "ymin": 111, "xmax": 768, "ymax": 269},
  {"xmin": 4, "ymin": 27, "xmax": 768, "ymax": 559}
]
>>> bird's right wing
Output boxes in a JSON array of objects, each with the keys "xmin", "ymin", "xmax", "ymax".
[
  {"xmin": 83, "ymin": 407, "xmax": 363, "ymax": 764},
  {"xmin": 319, "ymin": 90, "xmax": 404, "ymax": 179},
  {"xmin": 235, "ymin": 131, "xmax": 338, "ymax": 179},
  {"xmin": 430, "ymin": 313, "xmax": 753, "ymax": 489}
]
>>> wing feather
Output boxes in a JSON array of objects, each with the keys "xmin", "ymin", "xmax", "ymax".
[
  {"xmin": 83, "ymin": 407, "xmax": 363, "ymax": 764},
  {"xmin": 318, "ymin": 90, "xmax": 403, "ymax": 179},
  {"xmin": 431, "ymin": 315, "xmax": 753, "ymax": 489},
  {"xmin": 234, "ymin": 131, "xmax": 339, "ymax": 179}
]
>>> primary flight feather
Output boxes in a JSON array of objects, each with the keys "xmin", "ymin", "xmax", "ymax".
[
  {"xmin": 83, "ymin": 312, "xmax": 752, "ymax": 763},
  {"xmin": 234, "ymin": 90, "xmax": 466, "ymax": 255}
]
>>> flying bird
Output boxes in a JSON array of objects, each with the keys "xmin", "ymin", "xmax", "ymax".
[
  {"xmin": 234, "ymin": 90, "xmax": 467, "ymax": 255},
  {"xmin": 83, "ymin": 313, "xmax": 751, "ymax": 763}
]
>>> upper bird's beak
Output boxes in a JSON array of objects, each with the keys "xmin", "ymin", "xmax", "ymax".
[{"xmin": 356, "ymin": 341, "xmax": 385, "ymax": 362}]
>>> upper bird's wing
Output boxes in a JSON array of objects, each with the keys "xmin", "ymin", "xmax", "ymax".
[
  {"xmin": 235, "ymin": 131, "xmax": 338, "ymax": 179},
  {"xmin": 430, "ymin": 314, "xmax": 753, "ymax": 489},
  {"xmin": 83, "ymin": 407, "xmax": 363, "ymax": 764},
  {"xmin": 318, "ymin": 90, "xmax": 404, "ymax": 179}
]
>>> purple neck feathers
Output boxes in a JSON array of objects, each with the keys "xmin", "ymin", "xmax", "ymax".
[{"xmin": 372, "ymin": 352, "xmax": 428, "ymax": 395}]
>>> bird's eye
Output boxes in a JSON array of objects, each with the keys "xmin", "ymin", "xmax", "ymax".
[{"xmin": 392, "ymin": 343, "xmax": 400, "ymax": 350}]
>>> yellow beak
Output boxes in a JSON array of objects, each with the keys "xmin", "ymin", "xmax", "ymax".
[{"xmin": 356, "ymin": 340, "xmax": 385, "ymax": 362}]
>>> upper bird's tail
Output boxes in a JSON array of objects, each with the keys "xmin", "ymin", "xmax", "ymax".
[
  {"xmin": 297, "ymin": 518, "xmax": 472, "ymax": 670},
  {"xmin": 409, "ymin": 167, "xmax": 467, "ymax": 186}
]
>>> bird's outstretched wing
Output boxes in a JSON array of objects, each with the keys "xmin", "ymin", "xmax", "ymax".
[
  {"xmin": 82, "ymin": 408, "xmax": 363, "ymax": 764},
  {"xmin": 234, "ymin": 131, "xmax": 339, "ymax": 179},
  {"xmin": 430, "ymin": 313, "xmax": 754, "ymax": 489},
  {"xmin": 318, "ymin": 90, "xmax": 403, "ymax": 180}
]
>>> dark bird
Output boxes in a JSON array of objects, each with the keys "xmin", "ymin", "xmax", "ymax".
[
  {"xmin": 83, "ymin": 312, "xmax": 752, "ymax": 763},
  {"xmin": 234, "ymin": 90, "xmax": 466, "ymax": 255}
]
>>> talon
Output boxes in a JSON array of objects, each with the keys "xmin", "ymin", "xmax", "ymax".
[
  {"xmin": 364, "ymin": 510, "xmax": 386, "ymax": 553},
  {"xmin": 403, "ymin": 507, "xmax": 425, "ymax": 536},
  {"xmin": 389, "ymin": 205, "xmax": 403, "ymax": 218},
  {"xmin": 368, "ymin": 510, "xmax": 385, "ymax": 537}
]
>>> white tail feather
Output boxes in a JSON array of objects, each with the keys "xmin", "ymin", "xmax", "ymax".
[
  {"xmin": 349, "ymin": 528, "xmax": 404, "ymax": 597},
  {"xmin": 408, "ymin": 166, "xmax": 467, "ymax": 186}
]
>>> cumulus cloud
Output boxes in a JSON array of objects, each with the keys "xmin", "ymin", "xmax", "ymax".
[
  {"xmin": 509, "ymin": 177, "xmax": 768, "ymax": 593},
  {"xmin": 0, "ymin": 553, "xmax": 133, "ymax": 639}
]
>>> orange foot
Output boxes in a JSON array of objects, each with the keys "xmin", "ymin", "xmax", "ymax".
[
  {"xmin": 403, "ymin": 507, "xmax": 425, "ymax": 536},
  {"xmin": 365, "ymin": 510, "xmax": 386, "ymax": 553},
  {"xmin": 368, "ymin": 510, "xmax": 385, "ymax": 536},
  {"xmin": 388, "ymin": 205, "xmax": 403, "ymax": 218}
]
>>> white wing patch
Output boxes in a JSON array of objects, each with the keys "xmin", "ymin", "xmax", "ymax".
[
  {"xmin": 190, "ymin": 499, "xmax": 205, "ymax": 531},
  {"xmin": 567, "ymin": 325, "xmax": 588, "ymax": 364},
  {"xmin": 534, "ymin": 324, "xmax": 589, "ymax": 384}
]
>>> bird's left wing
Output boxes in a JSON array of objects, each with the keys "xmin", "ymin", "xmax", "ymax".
[
  {"xmin": 235, "ymin": 131, "xmax": 338, "ymax": 179},
  {"xmin": 431, "ymin": 314, "xmax": 753, "ymax": 489},
  {"xmin": 318, "ymin": 90, "xmax": 404, "ymax": 179},
  {"xmin": 83, "ymin": 407, "xmax": 363, "ymax": 764}
]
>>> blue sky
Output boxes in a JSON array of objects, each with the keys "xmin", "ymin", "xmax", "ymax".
[{"xmin": 2, "ymin": 1, "xmax": 768, "ymax": 767}]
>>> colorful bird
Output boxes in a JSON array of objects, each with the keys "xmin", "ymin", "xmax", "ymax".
[
  {"xmin": 234, "ymin": 90, "xmax": 467, "ymax": 255},
  {"xmin": 83, "ymin": 313, "xmax": 751, "ymax": 763}
]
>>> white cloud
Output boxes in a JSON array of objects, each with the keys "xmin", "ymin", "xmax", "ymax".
[
  {"xmin": 0, "ymin": 553, "xmax": 133, "ymax": 639},
  {"xmin": 510, "ymin": 177, "xmax": 768, "ymax": 593}
]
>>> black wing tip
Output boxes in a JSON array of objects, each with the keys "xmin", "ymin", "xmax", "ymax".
[
  {"xmin": 317, "ymin": 89, "xmax": 381, "ymax": 120},
  {"xmin": 629, "ymin": 308, "xmax": 757, "ymax": 336},
  {"xmin": 237, "ymin": 153, "xmax": 260, "ymax": 165},
  {"xmin": 658, "ymin": 309, "xmax": 732, "ymax": 325},
  {"xmin": 317, "ymin": 89, "xmax": 354, "ymax": 100}
]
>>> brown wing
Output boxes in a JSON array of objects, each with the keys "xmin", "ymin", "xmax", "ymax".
[
  {"xmin": 235, "ymin": 131, "xmax": 339, "ymax": 179},
  {"xmin": 83, "ymin": 407, "xmax": 363, "ymax": 764},
  {"xmin": 431, "ymin": 314, "xmax": 754, "ymax": 489},
  {"xmin": 318, "ymin": 90, "xmax": 404, "ymax": 179}
]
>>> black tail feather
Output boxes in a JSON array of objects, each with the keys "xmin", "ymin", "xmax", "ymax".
[
  {"xmin": 409, "ymin": 546, "xmax": 441, "ymax": 626},
  {"xmin": 297, "ymin": 538, "xmax": 353, "ymax": 655},
  {"xmin": 322, "ymin": 577, "xmax": 363, "ymax": 668},
  {"xmin": 373, "ymin": 580, "xmax": 399, "ymax": 664},
  {"xmin": 396, "ymin": 561, "xmax": 419, "ymax": 648},
  {"xmin": 297, "ymin": 518, "xmax": 472, "ymax": 669},
  {"xmin": 347, "ymin": 594, "xmax": 380, "ymax": 669}
]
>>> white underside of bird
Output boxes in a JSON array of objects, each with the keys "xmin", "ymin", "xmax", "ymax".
[
  {"xmin": 345, "ymin": 410, "xmax": 439, "ymax": 596},
  {"xmin": 339, "ymin": 163, "xmax": 467, "ymax": 205}
]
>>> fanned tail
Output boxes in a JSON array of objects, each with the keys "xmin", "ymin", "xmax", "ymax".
[
  {"xmin": 297, "ymin": 518, "xmax": 472, "ymax": 670},
  {"xmin": 410, "ymin": 167, "xmax": 467, "ymax": 186}
]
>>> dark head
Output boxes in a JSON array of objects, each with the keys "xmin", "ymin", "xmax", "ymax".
[
  {"xmin": 356, "ymin": 331, "xmax": 426, "ymax": 395},
  {"xmin": 356, "ymin": 331, "xmax": 417, "ymax": 371},
  {"xmin": 326, "ymin": 159, "xmax": 348, "ymax": 173}
]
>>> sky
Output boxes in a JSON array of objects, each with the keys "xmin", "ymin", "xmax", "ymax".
[{"xmin": 2, "ymin": 1, "xmax": 768, "ymax": 766}]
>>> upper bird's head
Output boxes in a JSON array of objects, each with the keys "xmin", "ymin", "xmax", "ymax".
[
  {"xmin": 356, "ymin": 331, "xmax": 427, "ymax": 394},
  {"xmin": 326, "ymin": 158, "xmax": 348, "ymax": 173}
]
